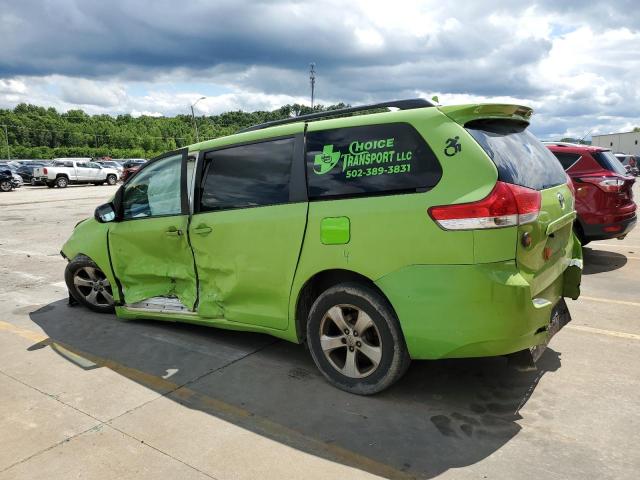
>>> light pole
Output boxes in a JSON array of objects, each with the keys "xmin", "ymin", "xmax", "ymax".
[
  {"xmin": 190, "ymin": 97, "xmax": 206, "ymax": 142},
  {"xmin": 309, "ymin": 63, "xmax": 316, "ymax": 108}
]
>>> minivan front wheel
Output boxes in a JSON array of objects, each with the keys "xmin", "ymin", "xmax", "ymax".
[
  {"xmin": 307, "ymin": 283, "xmax": 410, "ymax": 395},
  {"xmin": 65, "ymin": 255, "xmax": 115, "ymax": 314}
]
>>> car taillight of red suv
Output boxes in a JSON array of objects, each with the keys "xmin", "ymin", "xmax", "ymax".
[{"xmin": 545, "ymin": 142, "xmax": 637, "ymax": 245}]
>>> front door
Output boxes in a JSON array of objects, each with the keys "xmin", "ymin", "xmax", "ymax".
[
  {"xmin": 188, "ymin": 135, "xmax": 307, "ymax": 329},
  {"xmin": 108, "ymin": 149, "xmax": 198, "ymax": 309}
]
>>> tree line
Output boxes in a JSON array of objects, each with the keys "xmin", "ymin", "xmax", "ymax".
[{"xmin": 0, "ymin": 102, "xmax": 348, "ymax": 160}]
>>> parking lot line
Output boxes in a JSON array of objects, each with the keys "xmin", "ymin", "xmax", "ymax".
[
  {"xmin": 0, "ymin": 320, "xmax": 47, "ymax": 343},
  {"xmin": 594, "ymin": 243, "xmax": 640, "ymax": 249},
  {"xmin": 579, "ymin": 295, "xmax": 640, "ymax": 308},
  {"xmin": 566, "ymin": 324, "xmax": 640, "ymax": 341}
]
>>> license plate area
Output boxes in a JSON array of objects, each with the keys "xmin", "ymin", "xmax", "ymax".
[{"xmin": 530, "ymin": 300, "xmax": 571, "ymax": 362}]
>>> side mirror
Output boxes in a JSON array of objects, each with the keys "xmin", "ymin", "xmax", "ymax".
[{"xmin": 95, "ymin": 203, "xmax": 116, "ymax": 223}]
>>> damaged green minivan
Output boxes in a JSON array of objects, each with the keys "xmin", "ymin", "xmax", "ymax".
[{"xmin": 62, "ymin": 99, "xmax": 582, "ymax": 394}]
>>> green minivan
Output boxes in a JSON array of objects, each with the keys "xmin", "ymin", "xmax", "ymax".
[{"xmin": 62, "ymin": 99, "xmax": 582, "ymax": 394}]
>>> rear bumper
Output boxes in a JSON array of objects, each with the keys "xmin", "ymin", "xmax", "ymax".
[
  {"xmin": 581, "ymin": 214, "xmax": 637, "ymax": 241},
  {"xmin": 376, "ymin": 255, "xmax": 582, "ymax": 360}
]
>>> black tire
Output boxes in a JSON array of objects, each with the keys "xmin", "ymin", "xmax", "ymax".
[
  {"xmin": 0, "ymin": 180, "xmax": 13, "ymax": 192},
  {"xmin": 574, "ymin": 224, "xmax": 590, "ymax": 246},
  {"xmin": 30, "ymin": 178, "xmax": 37, "ymax": 186},
  {"xmin": 55, "ymin": 176, "xmax": 69, "ymax": 188},
  {"xmin": 106, "ymin": 174, "xmax": 117, "ymax": 186},
  {"xmin": 306, "ymin": 282, "xmax": 410, "ymax": 395},
  {"xmin": 65, "ymin": 255, "xmax": 115, "ymax": 314}
]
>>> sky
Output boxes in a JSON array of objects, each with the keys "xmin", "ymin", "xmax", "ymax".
[{"xmin": 0, "ymin": 0, "xmax": 639, "ymax": 140}]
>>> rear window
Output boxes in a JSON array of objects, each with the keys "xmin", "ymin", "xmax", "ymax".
[
  {"xmin": 596, "ymin": 151, "xmax": 629, "ymax": 175},
  {"xmin": 551, "ymin": 152, "xmax": 582, "ymax": 170},
  {"xmin": 466, "ymin": 120, "xmax": 567, "ymax": 190},
  {"xmin": 53, "ymin": 161, "xmax": 73, "ymax": 167}
]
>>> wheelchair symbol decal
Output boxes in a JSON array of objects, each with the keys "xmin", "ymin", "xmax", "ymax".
[{"xmin": 444, "ymin": 136, "xmax": 462, "ymax": 157}]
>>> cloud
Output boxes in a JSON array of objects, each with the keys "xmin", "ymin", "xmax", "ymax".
[{"xmin": 0, "ymin": 0, "xmax": 639, "ymax": 140}]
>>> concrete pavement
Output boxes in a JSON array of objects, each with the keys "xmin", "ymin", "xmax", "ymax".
[{"xmin": 0, "ymin": 183, "xmax": 638, "ymax": 479}]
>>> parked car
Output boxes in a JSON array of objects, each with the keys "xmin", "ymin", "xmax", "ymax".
[
  {"xmin": 15, "ymin": 163, "xmax": 49, "ymax": 185},
  {"xmin": 614, "ymin": 153, "xmax": 639, "ymax": 176},
  {"xmin": 120, "ymin": 159, "xmax": 146, "ymax": 182},
  {"xmin": 33, "ymin": 159, "xmax": 119, "ymax": 188},
  {"xmin": 546, "ymin": 142, "xmax": 637, "ymax": 245},
  {"xmin": 96, "ymin": 160, "xmax": 124, "ymax": 176},
  {"xmin": 62, "ymin": 100, "xmax": 582, "ymax": 394},
  {"xmin": 2, "ymin": 164, "xmax": 24, "ymax": 187},
  {"xmin": 0, "ymin": 169, "xmax": 19, "ymax": 192}
]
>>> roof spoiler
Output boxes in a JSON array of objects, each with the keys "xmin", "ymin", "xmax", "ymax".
[{"xmin": 439, "ymin": 104, "xmax": 533, "ymax": 126}]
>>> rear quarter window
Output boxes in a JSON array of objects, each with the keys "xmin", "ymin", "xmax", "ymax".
[
  {"xmin": 305, "ymin": 123, "xmax": 442, "ymax": 199},
  {"xmin": 466, "ymin": 120, "xmax": 567, "ymax": 190},
  {"xmin": 595, "ymin": 151, "xmax": 629, "ymax": 176}
]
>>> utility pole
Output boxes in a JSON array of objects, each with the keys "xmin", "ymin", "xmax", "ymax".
[
  {"xmin": 2, "ymin": 125, "xmax": 9, "ymax": 160},
  {"xmin": 190, "ymin": 97, "xmax": 206, "ymax": 142},
  {"xmin": 309, "ymin": 63, "xmax": 316, "ymax": 109}
]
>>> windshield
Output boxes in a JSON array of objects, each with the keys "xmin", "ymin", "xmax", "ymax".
[
  {"xmin": 466, "ymin": 120, "xmax": 567, "ymax": 190},
  {"xmin": 594, "ymin": 151, "xmax": 629, "ymax": 176}
]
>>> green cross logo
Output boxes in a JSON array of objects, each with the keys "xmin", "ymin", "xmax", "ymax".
[{"xmin": 313, "ymin": 144, "xmax": 341, "ymax": 175}]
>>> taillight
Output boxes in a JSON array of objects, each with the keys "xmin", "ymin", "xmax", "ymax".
[
  {"xmin": 43, "ymin": 168, "xmax": 48, "ymax": 174},
  {"xmin": 428, "ymin": 181, "xmax": 541, "ymax": 230},
  {"xmin": 577, "ymin": 176, "xmax": 625, "ymax": 193}
]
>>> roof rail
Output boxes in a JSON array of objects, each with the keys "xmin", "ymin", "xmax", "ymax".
[
  {"xmin": 238, "ymin": 98, "xmax": 434, "ymax": 133},
  {"xmin": 541, "ymin": 141, "xmax": 585, "ymax": 148}
]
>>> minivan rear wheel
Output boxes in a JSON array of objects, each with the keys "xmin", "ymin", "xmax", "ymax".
[{"xmin": 306, "ymin": 283, "xmax": 410, "ymax": 395}]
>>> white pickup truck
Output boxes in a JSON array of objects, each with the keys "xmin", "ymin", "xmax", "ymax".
[{"xmin": 33, "ymin": 158, "xmax": 120, "ymax": 188}]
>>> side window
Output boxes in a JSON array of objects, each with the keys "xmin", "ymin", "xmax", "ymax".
[
  {"xmin": 551, "ymin": 152, "xmax": 581, "ymax": 170},
  {"xmin": 122, "ymin": 153, "xmax": 183, "ymax": 219},
  {"xmin": 200, "ymin": 138, "xmax": 294, "ymax": 212},
  {"xmin": 305, "ymin": 123, "xmax": 442, "ymax": 199}
]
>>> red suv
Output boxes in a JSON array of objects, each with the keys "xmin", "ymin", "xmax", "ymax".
[{"xmin": 545, "ymin": 142, "xmax": 636, "ymax": 245}]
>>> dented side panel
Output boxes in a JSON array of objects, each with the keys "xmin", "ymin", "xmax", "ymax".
[
  {"xmin": 109, "ymin": 215, "xmax": 197, "ymax": 309},
  {"xmin": 189, "ymin": 202, "xmax": 308, "ymax": 329}
]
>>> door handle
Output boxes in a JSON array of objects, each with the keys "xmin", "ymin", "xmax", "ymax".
[
  {"xmin": 192, "ymin": 225, "xmax": 212, "ymax": 235},
  {"xmin": 165, "ymin": 227, "xmax": 183, "ymax": 237}
]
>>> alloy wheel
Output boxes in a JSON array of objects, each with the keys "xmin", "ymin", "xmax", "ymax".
[
  {"xmin": 319, "ymin": 304, "xmax": 383, "ymax": 378},
  {"xmin": 73, "ymin": 266, "xmax": 114, "ymax": 307}
]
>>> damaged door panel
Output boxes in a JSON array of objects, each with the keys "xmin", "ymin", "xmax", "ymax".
[
  {"xmin": 108, "ymin": 149, "xmax": 198, "ymax": 309},
  {"xmin": 190, "ymin": 135, "xmax": 307, "ymax": 329}
]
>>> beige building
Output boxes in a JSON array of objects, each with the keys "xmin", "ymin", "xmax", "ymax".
[{"xmin": 591, "ymin": 131, "xmax": 640, "ymax": 155}]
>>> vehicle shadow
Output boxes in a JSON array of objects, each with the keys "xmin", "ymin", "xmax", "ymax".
[
  {"xmin": 582, "ymin": 247, "xmax": 628, "ymax": 275},
  {"xmin": 29, "ymin": 300, "xmax": 561, "ymax": 479}
]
